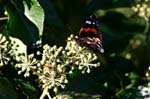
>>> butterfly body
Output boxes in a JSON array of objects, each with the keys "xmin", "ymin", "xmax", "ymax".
[{"xmin": 75, "ymin": 14, "xmax": 104, "ymax": 53}]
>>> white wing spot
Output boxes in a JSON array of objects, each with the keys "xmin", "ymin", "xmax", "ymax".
[{"xmin": 85, "ymin": 20, "xmax": 92, "ymax": 25}]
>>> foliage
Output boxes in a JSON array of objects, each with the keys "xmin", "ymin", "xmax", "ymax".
[{"xmin": 0, "ymin": 0, "xmax": 150, "ymax": 99}]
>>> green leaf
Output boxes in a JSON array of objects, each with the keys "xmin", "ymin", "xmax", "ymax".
[
  {"xmin": 14, "ymin": 79, "xmax": 37, "ymax": 99},
  {"xmin": 0, "ymin": 77, "xmax": 18, "ymax": 99},
  {"xmin": 4, "ymin": 0, "xmax": 44, "ymax": 47},
  {"xmin": 24, "ymin": 0, "xmax": 44, "ymax": 36}
]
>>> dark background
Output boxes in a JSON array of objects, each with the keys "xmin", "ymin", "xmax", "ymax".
[{"xmin": 0, "ymin": 0, "xmax": 150, "ymax": 99}]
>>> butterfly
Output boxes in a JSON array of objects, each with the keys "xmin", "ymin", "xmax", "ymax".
[{"xmin": 75, "ymin": 14, "xmax": 104, "ymax": 53}]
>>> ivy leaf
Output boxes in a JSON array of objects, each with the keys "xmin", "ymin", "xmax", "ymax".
[
  {"xmin": 0, "ymin": 77, "xmax": 17, "ymax": 99},
  {"xmin": 5, "ymin": 0, "xmax": 44, "ymax": 47},
  {"xmin": 24, "ymin": 0, "xmax": 44, "ymax": 36}
]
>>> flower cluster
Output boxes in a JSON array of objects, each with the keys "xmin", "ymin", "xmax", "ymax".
[
  {"xmin": 0, "ymin": 34, "xmax": 12, "ymax": 66},
  {"xmin": 16, "ymin": 34, "xmax": 100, "ymax": 99},
  {"xmin": 138, "ymin": 85, "xmax": 150, "ymax": 97},
  {"xmin": 16, "ymin": 54, "xmax": 37, "ymax": 77},
  {"xmin": 132, "ymin": 0, "xmax": 150, "ymax": 20},
  {"xmin": 145, "ymin": 66, "xmax": 150, "ymax": 82},
  {"xmin": 65, "ymin": 35, "xmax": 100, "ymax": 74},
  {"xmin": 38, "ymin": 44, "xmax": 68, "ymax": 93}
]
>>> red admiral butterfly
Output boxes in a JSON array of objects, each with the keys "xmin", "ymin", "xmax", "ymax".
[{"xmin": 75, "ymin": 14, "xmax": 104, "ymax": 53}]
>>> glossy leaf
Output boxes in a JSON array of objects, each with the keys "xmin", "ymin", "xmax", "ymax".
[
  {"xmin": 5, "ymin": 0, "xmax": 44, "ymax": 47},
  {"xmin": 24, "ymin": 0, "xmax": 44, "ymax": 36},
  {"xmin": 0, "ymin": 77, "xmax": 17, "ymax": 99}
]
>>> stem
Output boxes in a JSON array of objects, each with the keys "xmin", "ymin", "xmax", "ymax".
[
  {"xmin": 0, "ymin": 17, "xmax": 8, "ymax": 21},
  {"xmin": 47, "ymin": 92, "xmax": 51, "ymax": 99},
  {"xmin": 145, "ymin": 19, "xmax": 150, "ymax": 66},
  {"xmin": 39, "ymin": 86, "xmax": 52, "ymax": 99},
  {"xmin": 144, "ymin": 17, "xmax": 149, "ymax": 34}
]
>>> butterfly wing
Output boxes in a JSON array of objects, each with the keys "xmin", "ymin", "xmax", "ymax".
[
  {"xmin": 75, "ymin": 14, "xmax": 104, "ymax": 53},
  {"xmin": 75, "ymin": 35, "xmax": 104, "ymax": 53}
]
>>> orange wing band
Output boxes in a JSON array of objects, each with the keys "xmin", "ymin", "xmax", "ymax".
[{"xmin": 80, "ymin": 28, "xmax": 97, "ymax": 34}]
